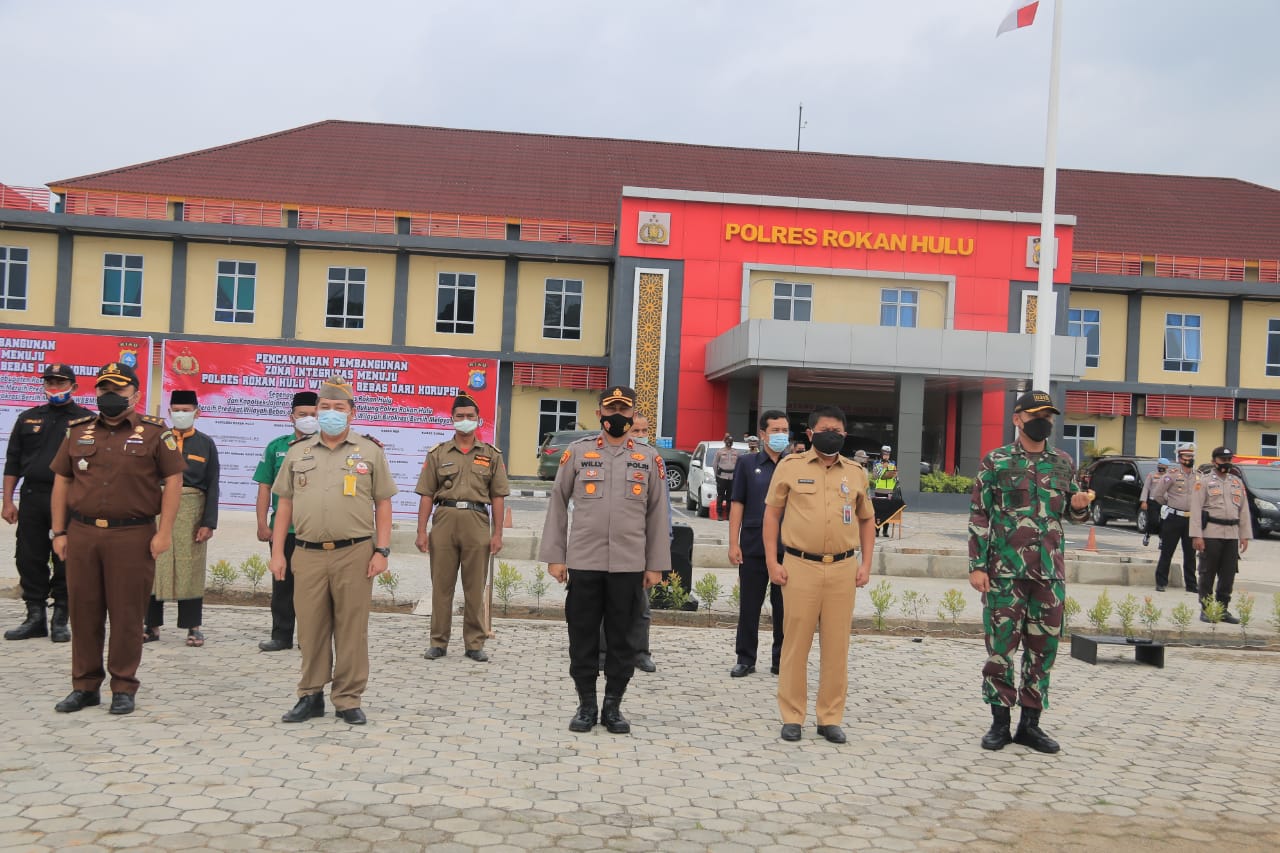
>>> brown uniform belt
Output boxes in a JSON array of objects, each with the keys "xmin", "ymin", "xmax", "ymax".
[
  {"xmin": 69, "ymin": 511, "xmax": 153, "ymax": 529},
  {"xmin": 784, "ymin": 546, "xmax": 857, "ymax": 564},
  {"xmin": 296, "ymin": 536, "xmax": 371, "ymax": 551},
  {"xmin": 435, "ymin": 499, "xmax": 489, "ymax": 513}
]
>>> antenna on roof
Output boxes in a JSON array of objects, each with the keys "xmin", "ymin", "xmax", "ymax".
[{"xmin": 796, "ymin": 103, "xmax": 807, "ymax": 152}]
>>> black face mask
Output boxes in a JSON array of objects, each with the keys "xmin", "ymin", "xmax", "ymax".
[
  {"xmin": 601, "ymin": 413, "xmax": 633, "ymax": 438},
  {"xmin": 1215, "ymin": 462, "xmax": 1233, "ymax": 474},
  {"xmin": 1020, "ymin": 418, "xmax": 1053, "ymax": 443},
  {"xmin": 96, "ymin": 392, "xmax": 132, "ymax": 418},
  {"xmin": 811, "ymin": 430, "xmax": 845, "ymax": 456},
  {"xmin": 1180, "ymin": 457, "xmax": 1195, "ymax": 468}
]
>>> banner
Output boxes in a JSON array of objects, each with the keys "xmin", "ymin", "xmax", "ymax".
[
  {"xmin": 160, "ymin": 340, "xmax": 498, "ymax": 515},
  {"xmin": 0, "ymin": 329, "xmax": 153, "ymax": 441}
]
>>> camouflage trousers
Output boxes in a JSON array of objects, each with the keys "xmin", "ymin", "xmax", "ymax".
[{"xmin": 981, "ymin": 576, "xmax": 1065, "ymax": 710}]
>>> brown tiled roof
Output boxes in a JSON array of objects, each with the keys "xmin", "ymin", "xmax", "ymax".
[{"xmin": 51, "ymin": 120, "xmax": 1280, "ymax": 258}]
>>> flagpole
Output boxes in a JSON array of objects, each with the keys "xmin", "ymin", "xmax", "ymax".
[{"xmin": 1032, "ymin": 0, "xmax": 1063, "ymax": 392}]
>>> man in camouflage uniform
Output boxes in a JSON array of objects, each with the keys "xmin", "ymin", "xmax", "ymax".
[{"xmin": 968, "ymin": 390, "xmax": 1091, "ymax": 754}]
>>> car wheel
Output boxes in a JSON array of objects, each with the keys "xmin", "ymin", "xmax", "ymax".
[
  {"xmin": 1090, "ymin": 502, "xmax": 1106, "ymax": 526},
  {"xmin": 685, "ymin": 488, "xmax": 696, "ymax": 511},
  {"xmin": 1135, "ymin": 508, "xmax": 1148, "ymax": 532},
  {"xmin": 666, "ymin": 465, "xmax": 685, "ymax": 492}
]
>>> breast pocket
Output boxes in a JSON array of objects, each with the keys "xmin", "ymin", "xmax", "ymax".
[
  {"xmin": 69, "ymin": 443, "xmax": 98, "ymax": 464},
  {"xmin": 625, "ymin": 474, "xmax": 649, "ymax": 502},
  {"xmin": 185, "ymin": 454, "xmax": 207, "ymax": 478},
  {"xmin": 292, "ymin": 459, "xmax": 318, "ymax": 490},
  {"xmin": 996, "ymin": 470, "xmax": 1033, "ymax": 515},
  {"xmin": 575, "ymin": 472, "xmax": 605, "ymax": 501}
]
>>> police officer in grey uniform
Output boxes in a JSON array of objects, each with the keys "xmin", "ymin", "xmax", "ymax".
[
  {"xmin": 1149, "ymin": 443, "xmax": 1199, "ymax": 593},
  {"xmin": 1189, "ymin": 447, "xmax": 1251, "ymax": 623},
  {"xmin": 540, "ymin": 385, "xmax": 670, "ymax": 735}
]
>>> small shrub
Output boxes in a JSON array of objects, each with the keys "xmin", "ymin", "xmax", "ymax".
[
  {"xmin": 1139, "ymin": 596, "xmax": 1162, "ymax": 639},
  {"xmin": 663, "ymin": 572, "xmax": 692, "ymax": 612},
  {"xmin": 938, "ymin": 589, "xmax": 967, "ymax": 625},
  {"xmin": 694, "ymin": 574, "xmax": 723, "ymax": 624},
  {"xmin": 919, "ymin": 471, "xmax": 975, "ymax": 494},
  {"xmin": 1116, "ymin": 593, "xmax": 1139, "ymax": 638},
  {"xmin": 493, "ymin": 561, "xmax": 523, "ymax": 616},
  {"xmin": 1170, "ymin": 602, "xmax": 1195, "ymax": 641},
  {"xmin": 729, "ymin": 583, "xmax": 741, "ymax": 611},
  {"xmin": 1271, "ymin": 592, "xmax": 1280, "ymax": 635},
  {"xmin": 525, "ymin": 566, "xmax": 550, "ymax": 610},
  {"xmin": 1086, "ymin": 589, "xmax": 1113, "ymax": 634},
  {"xmin": 1201, "ymin": 597, "xmax": 1225, "ymax": 637},
  {"xmin": 1237, "ymin": 591, "xmax": 1255, "ymax": 642},
  {"xmin": 1063, "ymin": 597, "xmax": 1082, "ymax": 634},
  {"xmin": 868, "ymin": 580, "xmax": 894, "ymax": 630},
  {"xmin": 240, "ymin": 553, "xmax": 269, "ymax": 594},
  {"xmin": 209, "ymin": 559, "xmax": 238, "ymax": 593},
  {"xmin": 899, "ymin": 590, "xmax": 929, "ymax": 626},
  {"xmin": 376, "ymin": 570, "xmax": 400, "ymax": 606}
]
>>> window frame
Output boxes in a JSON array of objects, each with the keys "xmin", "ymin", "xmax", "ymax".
[
  {"xmin": 101, "ymin": 252, "xmax": 144, "ymax": 318},
  {"xmin": 1060, "ymin": 422, "xmax": 1097, "ymax": 464},
  {"xmin": 1158, "ymin": 428, "xmax": 1196, "ymax": 462},
  {"xmin": 538, "ymin": 398, "xmax": 579, "ymax": 443},
  {"xmin": 436, "ymin": 271, "xmax": 477, "ymax": 335},
  {"xmin": 1067, "ymin": 307, "xmax": 1101, "ymax": 368},
  {"xmin": 542, "ymin": 277, "xmax": 584, "ymax": 340},
  {"xmin": 880, "ymin": 287, "xmax": 919, "ymax": 328},
  {"xmin": 1266, "ymin": 318, "xmax": 1280, "ymax": 378},
  {"xmin": 324, "ymin": 266, "xmax": 366, "ymax": 330},
  {"xmin": 772, "ymin": 281, "xmax": 812, "ymax": 322},
  {"xmin": 0, "ymin": 246, "xmax": 29, "ymax": 311},
  {"xmin": 214, "ymin": 259, "xmax": 257, "ymax": 325},
  {"xmin": 1163, "ymin": 312, "xmax": 1201, "ymax": 373},
  {"xmin": 1261, "ymin": 433, "xmax": 1278, "ymax": 457}
]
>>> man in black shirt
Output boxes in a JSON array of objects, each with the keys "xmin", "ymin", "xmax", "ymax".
[{"xmin": 2, "ymin": 364, "xmax": 93, "ymax": 642}]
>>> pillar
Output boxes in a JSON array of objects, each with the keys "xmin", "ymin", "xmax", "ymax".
[{"xmin": 896, "ymin": 374, "xmax": 925, "ymax": 494}]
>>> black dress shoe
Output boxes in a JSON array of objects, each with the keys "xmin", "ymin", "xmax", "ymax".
[
  {"xmin": 259, "ymin": 637, "xmax": 293, "ymax": 652},
  {"xmin": 109, "ymin": 693, "xmax": 135, "ymax": 715},
  {"xmin": 424, "ymin": 646, "xmax": 446, "ymax": 660},
  {"xmin": 770, "ymin": 665, "xmax": 779, "ymax": 675},
  {"xmin": 1220, "ymin": 611, "xmax": 1240, "ymax": 624},
  {"xmin": 730, "ymin": 663, "xmax": 755, "ymax": 678},
  {"xmin": 54, "ymin": 690, "xmax": 100, "ymax": 713},
  {"xmin": 635, "ymin": 653, "xmax": 656, "ymax": 673},
  {"xmin": 816, "ymin": 724, "xmax": 847, "ymax": 744},
  {"xmin": 465, "ymin": 649, "xmax": 489, "ymax": 662},
  {"xmin": 335, "ymin": 708, "xmax": 367, "ymax": 725},
  {"xmin": 780, "ymin": 723, "xmax": 802, "ymax": 742},
  {"xmin": 1155, "ymin": 585, "xmax": 1166, "ymax": 592},
  {"xmin": 281, "ymin": 692, "xmax": 325, "ymax": 723}
]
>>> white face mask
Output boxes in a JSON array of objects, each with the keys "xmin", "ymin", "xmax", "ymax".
[
  {"xmin": 294, "ymin": 415, "xmax": 319, "ymax": 435},
  {"xmin": 453, "ymin": 418, "xmax": 479, "ymax": 435},
  {"xmin": 170, "ymin": 410, "xmax": 196, "ymax": 431}
]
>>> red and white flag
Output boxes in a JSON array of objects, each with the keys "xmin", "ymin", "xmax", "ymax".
[{"xmin": 996, "ymin": 0, "xmax": 1039, "ymax": 36}]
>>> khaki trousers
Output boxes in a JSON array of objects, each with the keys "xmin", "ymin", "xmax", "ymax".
[
  {"xmin": 776, "ymin": 555, "xmax": 857, "ymax": 725},
  {"xmin": 428, "ymin": 506, "xmax": 491, "ymax": 650},
  {"xmin": 293, "ymin": 541, "xmax": 373, "ymax": 711}
]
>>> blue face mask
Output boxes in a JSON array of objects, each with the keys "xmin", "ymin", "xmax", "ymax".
[
  {"xmin": 317, "ymin": 410, "xmax": 349, "ymax": 436},
  {"xmin": 766, "ymin": 433, "xmax": 790, "ymax": 452},
  {"xmin": 47, "ymin": 390, "xmax": 74, "ymax": 406}
]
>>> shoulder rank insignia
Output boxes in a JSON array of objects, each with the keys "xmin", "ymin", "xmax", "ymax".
[
  {"xmin": 362, "ymin": 433, "xmax": 384, "ymax": 448},
  {"xmin": 559, "ymin": 449, "xmax": 571, "ymax": 465},
  {"xmin": 141, "ymin": 414, "xmax": 166, "ymax": 427},
  {"xmin": 68, "ymin": 415, "xmax": 95, "ymax": 427}
]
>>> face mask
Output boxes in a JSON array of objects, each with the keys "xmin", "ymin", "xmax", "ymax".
[
  {"xmin": 601, "ymin": 413, "xmax": 633, "ymax": 438},
  {"xmin": 1020, "ymin": 418, "xmax": 1053, "ymax": 443},
  {"xmin": 47, "ymin": 389, "xmax": 73, "ymax": 406},
  {"xmin": 170, "ymin": 411, "xmax": 196, "ymax": 431},
  {"xmin": 317, "ymin": 410, "xmax": 349, "ymax": 436},
  {"xmin": 1180, "ymin": 457, "xmax": 1194, "ymax": 468},
  {"xmin": 96, "ymin": 392, "xmax": 131, "ymax": 418},
  {"xmin": 811, "ymin": 430, "xmax": 844, "ymax": 456},
  {"xmin": 294, "ymin": 415, "xmax": 319, "ymax": 435},
  {"xmin": 767, "ymin": 434, "xmax": 790, "ymax": 452},
  {"xmin": 633, "ymin": 435, "xmax": 649, "ymax": 444},
  {"xmin": 1215, "ymin": 462, "xmax": 1232, "ymax": 473},
  {"xmin": 453, "ymin": 419, "xmax": 479, "ymax": 435}
]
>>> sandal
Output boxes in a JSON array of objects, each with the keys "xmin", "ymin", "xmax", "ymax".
[
  {"xmin": 186, "ymin": 629, "xmax": 205, "ymax": 648},
  {"xmin": 143, "ymin": 628, "xmax": 160, "ymax": 643}
]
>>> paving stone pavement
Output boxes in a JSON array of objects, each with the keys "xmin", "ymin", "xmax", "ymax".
[{"xmin": 1, "ymin": 599, "xmax": 1279, "ymax": 852}]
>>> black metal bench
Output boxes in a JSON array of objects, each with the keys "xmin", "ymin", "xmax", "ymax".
[{"xmin": 1070, "ymin": 634, "xmax": 1165, "ymax": 668}]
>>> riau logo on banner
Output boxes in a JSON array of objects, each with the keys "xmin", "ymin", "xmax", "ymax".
[
  {"xmin": 637, "ymin": 212, "xmax": 671, "ymax": 246},
  {"xmin": 467, "ymin": 361, "xmax": 487, "ymax": 391},
  {"xmin": 171, "ymin": 347, "xmax": 200, "ymax": 376},
  {"xmin": 117, "ymin": 341, "xmax": 141, "ymax": 369}
]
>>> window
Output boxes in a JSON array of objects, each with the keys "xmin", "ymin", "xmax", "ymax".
[
  {"xmin": 1267, "ymin": 319, "xmax": 1280, "ymax": 378},
  {"xmin": 1068, "ymin": 308, "xmax": 1101, "ymax": 368},
  {"xmin": 0, "ymin": 247, "xmax": 28, "ymax": 310},
  {"xmin": 1061, "ymin": 423, "xmax": 1097, "ymax": 464},
  {"xmin": 1163, "ymin": 313, "xmax": 1201, "ymax": 372},
  {"xmin": 437, "ymin": 272, "xmax": 476, "ymax": 334},
  {"xmin": 880, "ymin": 288, "xmax": 919, "ymax": 328},
  {"xmin": 1158, "ymin": 428, "xmax": 1196, "ymax": 462},
  {"xmin": 325, "ymin": 267, "xmax": 365, "ymax": 329},
  {"xmin": 543, "ymin": 278, "xmax": 583, "ymax": 340},
  {"xmin": 773, "ymin": 281, "xmax": 812, "ymax": 321},
  {"xmin": 538, "ymin": 399, "xmax": 578, "ymax": 442},
  {"xmin": 1262, "ymin": 433, "xmax": 1278, "ymax": 457},
  {"xmin": 102, "ymin": 253, "xmax": 143, "ymax": 317},
  {"xmin": 215, "ymin": 260, "xmax": 256, "ymax": 324}
]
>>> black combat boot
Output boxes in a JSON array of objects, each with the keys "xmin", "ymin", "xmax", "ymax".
[
  {"xmin": 49, "ymin": 604, "xmax": 71, "ymax": 643},
  {"xmin": 981, "ymin": 704, "xmax": 1013, "ymax": 750},
  {"xmin": 4, "ymin": 602, "xmax": 48, "ymax": 640},
  {"xmin": 569, "ymin": 685, "xmax": 598, "ymax": 733},
  {"xmin": 601, "ymin": 695, "xmax": 631, "ymax": 734},
  {"xmin": 1013, "ymin": 706, "xmax": 1060, "ymax": 754}
]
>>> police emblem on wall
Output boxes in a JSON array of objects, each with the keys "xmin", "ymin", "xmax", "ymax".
[
  {"xmin": 637, "ymin": 212, "xmax": 671, "ymax": 246},
  {"xmin": 467, "ymin": 361, "xmax": 487, "ymax": 391},
  {"xmin": 117, "ymin": 341, "xmax": 141, "ymax": 368},
  {"xmin": 171, "ymin": 347, "xmax": 200, "ymax": 376}
]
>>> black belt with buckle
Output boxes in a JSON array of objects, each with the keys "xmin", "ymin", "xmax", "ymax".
[
  {"xmin": 296, "ymin": 536, "xmax": 372, "ymax": 551},
  {"xmin": 70, "ymin": 511, "xmax": 153, "ymax": 529},
  {"xmin": 1206, "ymin": 516, "xmax": 1239, "ymax": 526},
  {"xmin": 435, "ymin": 499, "xmax": 489, "ymax": 513},
  {"xmin": 784, "ymin": 546, "xmax": 857, "ymax": 564}
]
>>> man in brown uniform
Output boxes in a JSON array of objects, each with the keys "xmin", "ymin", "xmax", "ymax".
[
  {"xmin": 1150, "ymin": 443, "xmax": 1200, "ymax": 593},
  {"xmin": 1190, "ymin": 447, "xmax": 1252, "ymax": 623},
  {"xmin": 540, "ymin": 385, "xmax": 669, "ymax": 735},
  {"xmin": 415, "ymin": 394, "xmax": 509, "ymax": 662},
  {"xmin": 49, "ymin": 363, "xmax": 185, "ymax": 715},
  {"xmin": 763, "ymin": 405, "xmax": 875, "ymax": 744},
  {"xmin": 270, "ymin": 375, "xmax": 397, "ymax": 725}
]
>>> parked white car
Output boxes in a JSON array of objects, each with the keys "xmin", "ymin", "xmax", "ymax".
[{"xmin": 686, "ymin": 440, "xmax": 755, "ymax": 517}]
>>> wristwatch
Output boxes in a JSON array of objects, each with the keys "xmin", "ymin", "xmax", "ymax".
[
  {"xmin": 373, "ymin": 546, "xmax": 391, "ymax": 558},
  {"xmin": 50, "ymin": 530, "xmax": 67, "ymax": 540}
]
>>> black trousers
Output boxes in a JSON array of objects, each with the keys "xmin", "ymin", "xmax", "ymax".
[
  {"xmin": 1197, "ymin": 538, "xmax": 1240, "ymax": 608},
  {"xmin": 14, "ymin": 485, "xmax": 67, "ymax": 606},
  {"xmin": 269, "ymin": 534, "xmax": 297, "ymax": 643},
  {"xmin": 599, "ymin": 584, "xmax": 650, "ymax": 664},
  {"xmin": 716, "ymin": 477, "xmax": 733, "ymax": 517},
  {"xmin": 736, "ymin": 555, "xmax": 784, "ymax": 668},
  {"xmin": 567, "ymin": 569, "xmax": 642, "ymax": 695},
  {"xmin": 146, "ymin": 596, "xmax": 203, "ymax": 630},
  {"xmin": 1155, "ymin": 514, "xmax": 1195, "ymax": 589},
  {"xmin": 1145, "ymin": 501, "xmax": 1164, "ymax": 535}
]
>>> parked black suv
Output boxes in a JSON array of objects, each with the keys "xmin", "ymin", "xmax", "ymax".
[
  {"xmin": 1197, "ymin": 461, "xmax": 1280, "ymax": 539},
  {"xmin": 1080, "ymin": 456, "xmax": 1164, "ymax": 530}
]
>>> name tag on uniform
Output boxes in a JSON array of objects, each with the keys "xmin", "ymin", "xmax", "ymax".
[
  {"xmin": 843, "ymin": 505, "xmax": 853, "ymax": 525},
  {"xmin": 799, "ymin": 478, "xmax": 815, "ymax": 484},
  {"xmin": 343, "ymin": 474, "xmax": 357, "ymax": 496}
]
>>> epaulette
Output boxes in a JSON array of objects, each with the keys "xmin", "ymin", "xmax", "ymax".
[
  {"xmin": 363, "ymin": 433, "xmax": 384, "ymax": 448},
  {"xmin": 67, "ymin": 415, "xmax": 95, "ymax": 427},
  {"xmin": 288, "ymin": 435, "xmax": 312, "ymax": 446},
  {"xmin": 140, "ymin": 414, "xmax": 166, "ymax": 427},
  {"xmin": 487, "ymin": 443, "xmax": 503, "ymax": 455}
]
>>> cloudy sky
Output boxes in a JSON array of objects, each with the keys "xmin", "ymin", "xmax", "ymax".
[{"xmin": 3, "ymin": 0, "xmax": 1278, "ymax": 192}]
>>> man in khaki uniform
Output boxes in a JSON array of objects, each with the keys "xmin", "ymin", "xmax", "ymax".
[
  {"xmin": 1189, "ymin": 447, "xmax": 1251, "ymax": 623},
  {"xmin": 1150, "ymin": 443, "xmax": 1199, "ymax": 592},
  {"xmin": 270, "ymin": 375, "xmax": 397, "ymax": 725},
  {"xmin": 415, "ymin": 394, "xmax": 509, "ymax": 662},
  {"xmin": 763, "ymin": 405, "xmax": 875, "ymax": 744},
  {"xmin": 540, "ymin": 385, "xmax": 669, "ymax": 735}
]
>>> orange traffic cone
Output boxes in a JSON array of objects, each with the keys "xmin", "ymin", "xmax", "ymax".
[
  {"xmin": 1084, "ymin": 525, "xmax": 1098, "ymax": 552},
  {"xmin": 709, "ymin": 499, "xmax": 719, "ymax": 521},
  {"xmin": 503, "ymin": 505, "xmax": 513, "ymax": 529}
]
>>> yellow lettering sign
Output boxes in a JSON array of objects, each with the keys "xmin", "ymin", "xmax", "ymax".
[{"xmin": 723, "ymin": 223, "xmax": 974, "ymax": 256}]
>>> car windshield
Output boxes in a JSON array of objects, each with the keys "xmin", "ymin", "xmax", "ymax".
[{"xmin": 1240, "ymin": 466, "xmax": 1280, "ymax": 490}]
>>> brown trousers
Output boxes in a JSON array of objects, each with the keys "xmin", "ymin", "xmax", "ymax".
[
  {"xmin": 293, "ymin": 541, "xmax": 373, "ymax": 711},
  {"xmin": 66, "ymin": 520, "xmax": 156, "ymax": 694},
  {"xmin": 428, "ymin": 506, "xmax": 491, "ymax": 650},
  {"xmin": 777, "ymin": 555, "xmax": 858, "ymax": 725}
]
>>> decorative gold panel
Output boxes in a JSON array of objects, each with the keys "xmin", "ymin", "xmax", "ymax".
[{"xmin": 632, "ymin": 272, "xmax": 665, "ymax": 425}]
